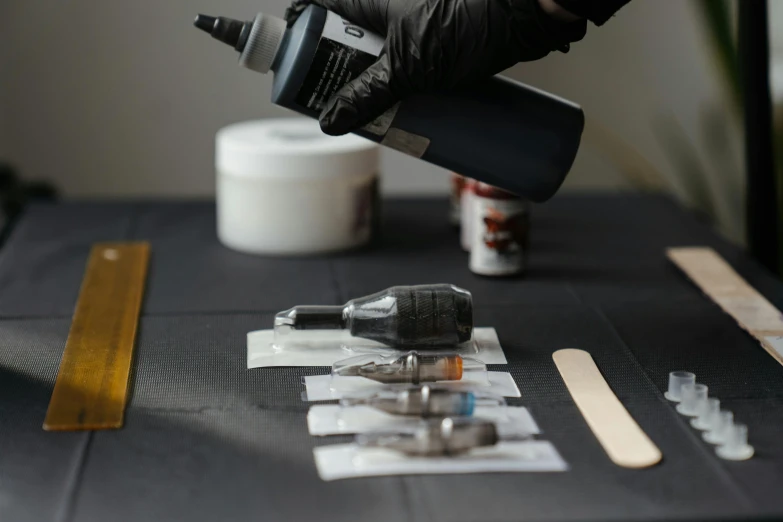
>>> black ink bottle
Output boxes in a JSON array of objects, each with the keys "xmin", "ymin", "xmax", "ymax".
[{"xmin": 195, "ymin": 6, "xmax": 584, "ymax": 202}]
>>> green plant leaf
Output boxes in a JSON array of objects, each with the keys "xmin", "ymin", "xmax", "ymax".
[
  {"xmin": 653, "ymin": 114, "xmax": 718, "ymax": 220},
  {"xmin": 582, "ymin": 117, "xmax": 671, "ymax": 192},
  {"xmin": 695, "ymin": 0, "xmax": 742, "ymax": 112}
]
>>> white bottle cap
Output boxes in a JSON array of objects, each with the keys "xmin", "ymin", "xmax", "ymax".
[{"xmin": 239, "ymin": 13, "xmax": 287, "ymax": 74}]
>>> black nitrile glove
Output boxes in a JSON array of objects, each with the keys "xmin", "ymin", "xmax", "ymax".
[
  {"xmin": 284, "ymin": 0, "xmax": 312, "ymax": 26},
  {"xmin": 286, "ymin": 0, "xmax": 587, "ymax": 136}
]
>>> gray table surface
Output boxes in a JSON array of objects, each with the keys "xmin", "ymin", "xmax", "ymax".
[{"xmin": 1, "ymin": 195, "xmax": 783, "ymax": 522}]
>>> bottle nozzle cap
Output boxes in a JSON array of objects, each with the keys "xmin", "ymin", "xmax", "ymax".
[
  {"xmin": 239, "ymin": 13, "xmax": 288, "ymax": 74},
  {"xmin": 194, "ymin": 15, "xmax": 217, "ymax": 33},
  {"xmin": 194, "ymin": 14, "xmax": 254, "ymax": 53}
]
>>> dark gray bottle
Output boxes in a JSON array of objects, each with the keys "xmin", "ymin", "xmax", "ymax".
[{"xmin": 195, "ymin": 6, "xmax": 584, "ymax": 202}]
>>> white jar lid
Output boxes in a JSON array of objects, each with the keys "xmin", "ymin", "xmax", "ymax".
[{"xmin": 216, "ymin": 118, "xmax": 379, "ymax": 179}]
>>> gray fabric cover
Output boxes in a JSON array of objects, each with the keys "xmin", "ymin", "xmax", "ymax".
[{"xmin": 1, "ymin": 196, "xmax": 782, "ymax": 522}]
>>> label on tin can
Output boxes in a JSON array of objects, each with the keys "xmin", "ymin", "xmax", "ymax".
[
  {"xmin": 470, "ymin": 196, "xmax": 529, "ymax": 276},
  {"xmin": 460, "ymin": 181, "xmax": 475, "ymax": 251},
  {"xmin": 449, "ymin": 174, "xmax": 466, "ymax": 226},
  {"xmin": 352, "ymin": 175, "xmax": 378, "ymax": 244}
]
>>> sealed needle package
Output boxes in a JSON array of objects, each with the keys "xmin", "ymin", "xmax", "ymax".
[
  {"xmin": 340, "ymin": 385, "xmax": 506, "ymax": 417},
  {"xmin": 313, "ymin": 416, "xmax": 568, "ymax": 481},
  {"xmin": 305, "ymin": 386, "xmax": 541, "ymax": 437},
  {"xmin": 247, "ymin": 284, "xmax": 510, "ymax": 367},
  {"xmin": 303, "ymin": 351, "xmax": 521, "ymax": 400},
  {"xmin": 356, "ymin": 417, "xmax": 525, "ymax": 456}
]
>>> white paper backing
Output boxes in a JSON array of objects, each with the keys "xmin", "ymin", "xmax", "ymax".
[
  {"xmin": 313, "ymin": 440, "xmax": 568, "ymax": 481},
  {"xmin": 247, "ymin": 327, "xmax": 508, "ymax": 368},
  {"xmin": 303, "ymin": 371, "xmax": 521, "ymax": 401},
  {"xmin": 307, "ymin": 405, "xmax": 540, "ymax": 436}
]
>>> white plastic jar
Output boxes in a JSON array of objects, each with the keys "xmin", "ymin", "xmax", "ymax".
[{"xmin": 216, "ymin": 118, "xmax": 380, "ymax": 255}]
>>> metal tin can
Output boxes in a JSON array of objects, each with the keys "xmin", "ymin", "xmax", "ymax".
[
  {"xmin": 469, "ymin": 183, "xmax": 530, "ymax": 277},
  {"xmin": 449, "ymin": 173, "xmax": 467, "ymax": 227}
]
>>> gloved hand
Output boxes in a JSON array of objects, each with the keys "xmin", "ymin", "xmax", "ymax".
[{"xmin": 285, "ymin": 0, "xmax": 587, "ymax": 136}]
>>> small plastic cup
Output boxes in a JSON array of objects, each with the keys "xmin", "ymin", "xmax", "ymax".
[
  {"xmin": 665, "ymin": 371, "xmax": 696, "ymax": 402},
  {"xmin": 676, "ymin": 383, "xmax": 708, "ymax": 416},
  {"xmin": 716, "ymin": 424, "xmax": 754, "ymax": 461},
  {"xmin": 691, "ymin": 398, "xmax": 720, "ymax": 430},
  {"xmin": 703, "ymin": 410, "xmax": 734, "ymax": 445}
]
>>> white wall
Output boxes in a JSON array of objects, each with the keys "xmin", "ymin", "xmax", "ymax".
[
  {"xmin": 510, "ymin": 0, "xmax": 730, "ymax": 193},
  {"xmin": 0, "ymin": 0, "xmax": 731, "ymax": 198}
]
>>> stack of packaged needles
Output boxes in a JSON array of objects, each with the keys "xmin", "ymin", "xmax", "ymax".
[{"xmin": 247, "ymin": 284, "xmax": 569, "ymax": 481}]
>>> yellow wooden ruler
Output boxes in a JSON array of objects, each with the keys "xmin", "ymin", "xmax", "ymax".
[
  {"xmin": 668, "ymin": 247, "xmax": 783, "ymax": 367},
  {"xmin": 44, "ymin": 242, "xmax": 150, "ymax": 431},
  {"xmin": 553, "ymin": 349, "xmax": 662, "ymax": 469}
]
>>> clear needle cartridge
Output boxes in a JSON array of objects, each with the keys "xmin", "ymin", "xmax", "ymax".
[
  {"xmin": 357, "ymin": 417, "xmax": 502, "ymax": 456},
  {"xmin": 331, "ymin": 352, "xmax": 486, "ymax": 385},
  {"xmin": 274, "ymin": 284, "xmax": 473, "ymax": 347},
  {"xmin": 340, "ymin": 385, "xmax": 506, "ymax": 417}
]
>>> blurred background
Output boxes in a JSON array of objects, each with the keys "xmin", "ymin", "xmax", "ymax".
[{"xmin": 0, "ymin": 0, "xmax": 781, "ymax": 245}]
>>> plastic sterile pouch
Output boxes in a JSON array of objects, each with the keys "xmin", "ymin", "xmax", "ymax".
[
  {"xmin": 307, "ymin": 403, "xmax": 540, "ymax": 437},
  {"xmin": 340, "ymin": 384, "xmax": 506, "ymax": 417},
  {"xmin": 312, "ymin": 418, "xmax": 568, "ymax": 481},
  {"xmin": 356, "ymin": 417, "xmax": 530, "ymax": 456},
  {"xmin": 247, "ymin": 326, "xmax": 507, "ymax": 367},
  {"xmin": 328, "ymin": 351, "xmax": 489, "ymax": 392},
  {"xmin": 306, "ymin": 385, "xmax": 541, "ymax": 436},
  {"xmin": 302, "ymin": 352, "xmax": 521, "ymax": 401}
]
